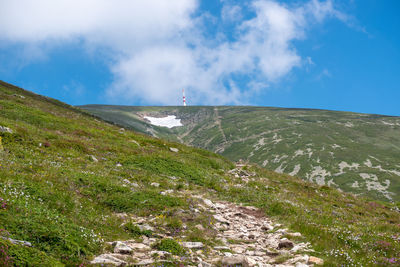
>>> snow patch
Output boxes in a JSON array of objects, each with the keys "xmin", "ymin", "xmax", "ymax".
[{"xmin": 144, "ymin": 115, "xmax": 182, "ymax": 128}]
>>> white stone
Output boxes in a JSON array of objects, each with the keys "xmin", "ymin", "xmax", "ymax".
[
  {"xmin": 128, "ymin": 242, "xmax": 150, "ymax": 252},
  {"xmin": 0, "ymin": 126, "xmax": 12, "ymax": 133},
  {"xmin": 246, "ymin": 257, "xmax": 257, "ymax": 267},
  {"xmin": 308, "ymin": 256, "xmax": 324, "ymax": 265},
  {"xmin": 114, "ymin": 241, "xmax": 132, "ymax": 254},
  {"xmin": 213, "ymin": 214, "xmax": 230, "ymax": 224},
  {"xmin": 182, "ymin": 242, "xmax": 204, "ymax": 249},
  {"xmin": 90, "ymin": 254, "xmax": 126, "ymax": 266},
  {"xmin": 203, "ymin": 199, "xmax": 214, "ymax": 207},
  {"xmin": 169, "ymin": 147, "xmax": 179, "ymax": 153},
  {"xmin": 150, "ymin": 182, "xmax": 160, "ymax": 187},
  {"xmin": 136, "ymin": 259, "xmax": 155, "ymax": 265},
  {"xmin": 215, "ymin": 203, "xmax": 226, "ymax": 209}
]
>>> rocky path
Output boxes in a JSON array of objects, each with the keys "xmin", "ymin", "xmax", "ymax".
[{"xmin": 90, "ymin": 196, "xmax": 323, "ymax": 266}]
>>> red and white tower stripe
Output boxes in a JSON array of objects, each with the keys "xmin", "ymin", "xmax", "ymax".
[{"xmin": 183, "ymin": 88, "xmax": 186, "ymax": 106}]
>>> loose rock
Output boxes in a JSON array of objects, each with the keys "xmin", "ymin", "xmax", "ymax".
[
  {"xmin": 113, "ymin": 241, "xmax": 132, "ymax": 254},
  {"xmin": 221, "ymin": 255, "xmax": 249, "ymax": 267},
  {"xmin": 182, "ymin": 242, "xmax": 204, "ymax": 249},
  {"xmin": 90, "ymin": 254, "xmax": 126, "ymax": 266},
  {"xmin": 0, "ymin": 126, "xmax": 13, "ymax": 133},
  {"xmin": 308, "ymin": 256, "xmax": 324, "ymax": 265},
  {"xmin": 278, "ymin": 240, "xmax": 294, "ymax": 249}
]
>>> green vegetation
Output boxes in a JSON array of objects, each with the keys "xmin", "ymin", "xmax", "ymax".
[
  {"xmin": 152, "ymin": 239, "xmax": 186, "ymax": 256},
  {"xmin": 80, "ymin": 105, "xmax": 400, "ymax": 203},
  {"xmin": 123, "ymin": 222, "xmax": 152, "ymax": 238},
  {"xmin": 0, "ymin": 81, "xmax": 399, "ymax": 265}
]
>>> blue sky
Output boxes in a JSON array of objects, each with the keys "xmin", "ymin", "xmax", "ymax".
[{"xmin": 0, "ymin": 0, "xmax": 399, "ymax": 116}]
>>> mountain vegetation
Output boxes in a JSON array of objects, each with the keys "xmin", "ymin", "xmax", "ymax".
[
  {"xmin": 80, "ymin": 105, "xmax": 400, "ymax": 203},
  {"xmin": 0, "ymin": 81, "xmax": 399, "ymax": 266}
]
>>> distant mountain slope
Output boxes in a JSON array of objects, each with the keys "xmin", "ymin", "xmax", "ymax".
[{"xmin": 80, "ymin": 105, "xmax": 400, "ymax": 202}]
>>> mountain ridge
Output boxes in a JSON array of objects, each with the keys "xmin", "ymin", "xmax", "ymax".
[{"xmin": 79, "ymin": 105, "xmax": 400, "ymax": 203}]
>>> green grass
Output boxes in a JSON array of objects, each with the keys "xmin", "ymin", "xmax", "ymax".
[
  {"xmin": 0, "ymin": 80, "xmax": 399, "ymax": 266},
  {"xmin": 152, "ymin": 238, "xmax": 186, "ymax": 256}
]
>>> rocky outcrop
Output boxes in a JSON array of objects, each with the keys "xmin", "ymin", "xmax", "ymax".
[
  {"xmin": 90, "ymin": 254, "xmax": 127, "ymax": 266},
  {"xmin": 90, "ymin": 191, "xmax": 319, "ymax": 266},
  {"xmin": 0, "ymin": 126, "xmax": 13, "ymax": 133}
]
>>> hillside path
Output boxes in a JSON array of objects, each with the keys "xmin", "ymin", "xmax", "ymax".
[{"xmin": 214, "ymin": 107, "xmax": 227, "ymax": 143}]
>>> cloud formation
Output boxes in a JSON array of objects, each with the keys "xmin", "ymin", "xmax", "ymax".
[{"xmin": 0, "ymin": 0, "xmax": 345, "ymax": 105}]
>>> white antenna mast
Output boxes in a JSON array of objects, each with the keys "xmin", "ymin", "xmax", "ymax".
[{"xmin": 183, "ymin": 88, "xmax": 187, "ymax": 106}]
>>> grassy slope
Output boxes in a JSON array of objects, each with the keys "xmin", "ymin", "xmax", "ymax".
[
  {"xmin": 79, "ymin": 105, "xmax": 400, "ymax": 203},
  {"xmin": 0, "ymin": 81, "xmax": 398, "ymax": 266}
]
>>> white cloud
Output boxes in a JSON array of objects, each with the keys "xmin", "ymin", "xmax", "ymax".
[
  {"xmin": 222, "ymin": 4, "xmax": 243, "ymax": 22},
  {"xmin": 0, "ymin": 0, "xmax": 345, "ymax": 105}
]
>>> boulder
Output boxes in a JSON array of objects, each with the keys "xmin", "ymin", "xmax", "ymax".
[
  {"xmin": 182, "ymin": 242, "xmax": 204, "ymax": 249},
  {"xmin": 114, "ymin": 241, "xmax": 132, "ymax": 254},
  {"xmin": 90, "ymin": 254, "xmax": 127, "ymax": 266},
  {"xmin": 127, "ymin": 242, "xmax": 150, "ymax": 252},
  {"xmin": 135, "ymin": 259, "xmax": 155, "ymax": 265},
  {"xmin": 169, "ymin": 147, "xmax": 179, "ymax": 153},
  {"xmin": 221, "ymin": 255, "xmax": 250, "ymax": 267},
  {"xmin": 150, "ymin": 182, "xmax": 160, "ymax": 187},
  {"xmin": 288, "ymin": 232, "xmax": 302, "ymax": 237},
  {"xmin": 231, "ymin": 245, "xmax": 245, "ymax": 254},
  {"xmin": 0, "ymin": 126, "xmax": 12, "ymax": 133},
  {"xmin": 89, "ymin": 155, "xmax": 98, "ymax": 162},
  {"xmin": 308, "ymin": 256, "xmax": 324, "ymax": 265},
  {"xmin": 195, "ymin": 224, "xmax": 205, "ymax": 231},
  {"xmin": 278, "ymin": 240, "xmax": 294, "ymax": 249},
  {"xmin": 198, "ymin": 262, "xmax": 212, "ymax": 267},
  {"xmin": 203, "ymin": 199, "xmax": 214, "ymax": 207},
  {"xmin": 246, "ymin": 257, "xmax": 257, "ymax": 267},
  {"xmin": 13, "ymin": 94, "xmax": 25, "ymax": 99},
  {"xmin": 138, "ymin": 224, "xmax": 154, "ymax": 232},
  {"xmin": 213, "ymin": 214, "xmax": 230, "ymax": 225},
  {"xmin": 1, "ymin": 237, "xmax": 32, "ymax": 247}
]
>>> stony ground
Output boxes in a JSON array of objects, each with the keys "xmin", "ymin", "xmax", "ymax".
[{"xmin": 91, "ymin": 166, "xmax": 324, "ymax": 267}]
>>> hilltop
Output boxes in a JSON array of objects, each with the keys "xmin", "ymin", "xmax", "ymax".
[
  {"xmin": 0, "ymin": 81, "xmax": 399, "ymax": 266},
  {"xmin": 79, "ymin": 105, "xmax": 400, "ymax": 203}
]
